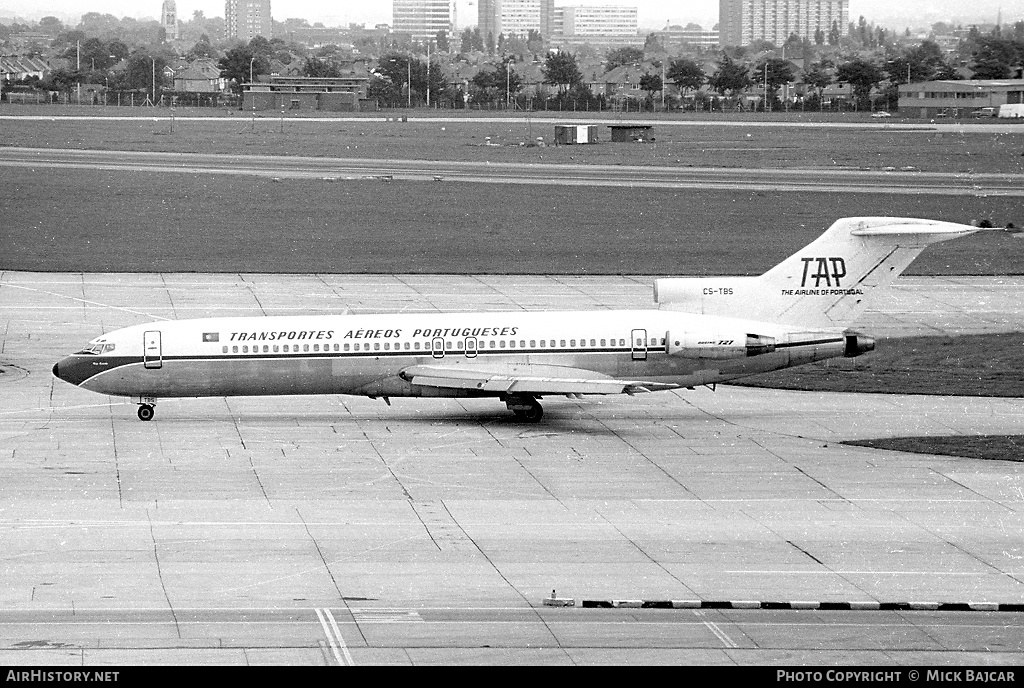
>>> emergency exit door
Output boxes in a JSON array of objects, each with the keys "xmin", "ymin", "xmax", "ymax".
[{"xmin": 143, "ymin": 331, "xmax": 163, "ymax": 369}]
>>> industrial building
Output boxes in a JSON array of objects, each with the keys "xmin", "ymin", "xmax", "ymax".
[
  {"xmin": 242, "ymin": 76, "xmax": 374, "ymax": 112},
  {"xmin": 897, "ymin": 79, "xmax": 1024, "ymax": 119}
]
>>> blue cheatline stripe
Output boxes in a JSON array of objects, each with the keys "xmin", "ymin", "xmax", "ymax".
[{"xmin": 570, "ymin": 599, "xmax": 1024, "ymax": 611}]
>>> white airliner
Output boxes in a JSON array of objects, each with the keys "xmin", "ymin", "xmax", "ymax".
[{"xmin": 52, "ymin": 217, "xmax": 1006, "ymax": 422}]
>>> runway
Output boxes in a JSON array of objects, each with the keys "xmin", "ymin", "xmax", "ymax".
[
  {"xmin": 2, "ymin": 146, "xmax": 1023, "ymax": 195},
  {"xmin": 1, "ymin": 273, "xmax": 1022, "ymax": 665}
]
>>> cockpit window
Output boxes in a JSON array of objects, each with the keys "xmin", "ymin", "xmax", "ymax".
[{"xmin": 75, "ymin": 341, "xmax": 115, "ymax": 355}]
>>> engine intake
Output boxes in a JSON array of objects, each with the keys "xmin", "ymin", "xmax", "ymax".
[{"xmin": 666, "ymin": 331, "xmax": 776, "ymax": 359}]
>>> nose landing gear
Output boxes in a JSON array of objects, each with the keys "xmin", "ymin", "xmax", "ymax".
[
  {"xmin": 504, "ymin": 394, "xmax": 543, "ymax": 422},
  {"xmin": 135, "ymin": 398, "xmax": 157, "ymax": 421}
]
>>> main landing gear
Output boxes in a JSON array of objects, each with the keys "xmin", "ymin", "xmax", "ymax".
[
  {"xmin": 136, "ymin": 399, "xmax": 157, "ymax": 421},
  {"xmin": 504, "ymin": 394, "xmax": 543, "ymax": 423}
]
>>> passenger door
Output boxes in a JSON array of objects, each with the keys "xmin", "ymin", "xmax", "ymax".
[
  {"xmin": 631, "ymin": 328, "xmax": 647, "ymax": 361},
  {"xmin": 143, "ymin": 331, "xmax": 163, "ymax": 369}
]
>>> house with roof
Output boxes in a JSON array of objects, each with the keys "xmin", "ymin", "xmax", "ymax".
[{"xmin": 172, "ymin": 58, "xmax": 226, "ymax": 92}]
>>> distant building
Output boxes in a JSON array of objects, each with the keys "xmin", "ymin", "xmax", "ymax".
[
  {"xmin": 478, "ymin": 0, "xmax": 555, "ymax": 40},
  {"xmin": 172, "ymin": 59, "xmax": 226, "ymax": 92},
  {"xmin": 393, "ymin": 0, "xmax": 452, "ymax": 41},
  {"xmin": 225, "ymin": 0, "xmax": 273, "ymax": 42},
  {"xmin": 719, "ymin": 0, "xmax": 847, "ymax": 47},
  {"xmin": 242, "ymin": 75, "xmax": 374, "ymax": 112},
  {"xmin": 656, "ymin": 24, "xmax": 720, "ymax": 50},
  {"xmin": 550, "ymin": 4, "xmax": 640, "ymax": 50},
  {"xmin": 161, "ymin": 0, "xmax": 179, "ymax": 41},
  {"xmin": 898, "ymin": 79, "xmax": 1024, "ymax": 119}
]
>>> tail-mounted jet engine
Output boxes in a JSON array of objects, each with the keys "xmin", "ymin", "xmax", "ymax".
[{"xmin": 666, "ymin": 332, "xmax": 777, "ymax": 359}]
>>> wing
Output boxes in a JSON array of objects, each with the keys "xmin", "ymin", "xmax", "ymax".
[{"xmin": 399, "ymin": 363, "xmax": 680, "ymax": 396}]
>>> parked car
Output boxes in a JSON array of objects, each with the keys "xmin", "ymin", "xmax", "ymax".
[
  {"xmin": 971, "ymin": 107, "xmax": 997, "ymax": 117},
  {"xmin": 870, "ymin": 111, "xmax": 892, "ymax": 118}
]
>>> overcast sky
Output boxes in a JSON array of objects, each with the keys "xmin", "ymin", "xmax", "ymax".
[{"xmin": 0, "ymin": 1, "xmax": 1016, "ymax": 33}]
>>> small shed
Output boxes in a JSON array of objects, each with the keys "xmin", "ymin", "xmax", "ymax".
[
  {"xmin": 608, "ymin": 124, "xmax": 653, "ymax": 142},
  {"xmin": 554, "ymin": 124, "xmax": 599, "ymax": 144}
]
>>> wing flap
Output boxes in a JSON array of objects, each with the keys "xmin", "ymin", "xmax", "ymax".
[{"xmin": 401, "ymin": 364, "xmax": 678, "ymax": 396}]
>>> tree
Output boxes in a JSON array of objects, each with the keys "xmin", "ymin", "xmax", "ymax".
[
  {"xmin": 814, "ymin": 27, "xmax": 825, "ymax": 45},
  {"xmin": 754, "ymin": 57, "xmax": 795, "ymax": 103},
  {"xmin": 542, "ymin": 51, "xmax": 583, "ymax": 91},
  {"xmin": 666, "ymin": 58, "xmax": 705, "ymax": 94},
  {"xmin": 605, "ymin": 46, "xmax": 644, "ymax": 71},
  {"xmin": 639, "ymin": 72, "xmax": 663, "ymax": 100},
  {"xmin": 971, "ymin": 36, "xmax": 1017, "ymax": 79},
  {"xmin": 303, "ymin": 56, "xmax": 341, "ymax": 78},
  {"xmin": 38, "ymin": 16, "xmax": 64, "ymax": 34},
  {"xmin": 836, "ymin": 57, "xmax": 883, "ymax": 109},
  {"xmin": 802, "ymin": 59, "xmax": 833, "ymax": 106},
  {"xmin": 708, "ymin": 53, "xmax": 751, "ymax": 95},
  {"xmin": 828, "ymin": 20, "xmax": 841, "ymax": 46},
  {"xmin": 435, "ymin": 30, "xmax": 449, "ymax": 52},
  {"xmin": 460, "ymin": 27, "xmax": 474, "ymax": 53},
  {"xmin": 526, "ymin": 29, "xmax": 544, "ymax": 53},
  {"xmin": 219, "ymin": 44, "xmax": 271, "ymax": 93}
]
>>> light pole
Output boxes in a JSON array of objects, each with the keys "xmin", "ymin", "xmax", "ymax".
[
  {"xmin": 407, "ymin": 55, "xmax": 412, "ymax": 108},
  {"xmin": 151, "ymin": 57, "xmax": 156, "ymax": 105}
]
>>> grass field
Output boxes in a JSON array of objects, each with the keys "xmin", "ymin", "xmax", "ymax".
[
  {"xmin": 2, "ymin": 169, "xmax": 1022, "ymax": 274},
  {"xmin": 844, "ymin": 436, "xmax": 1024, "ymax": 461},
  {"xmin": 3, "ymin": 106, "xmax": 1024, "ymax": 173},
  {"xmin": 734, "ymin": 332, "xmax": 1024, "ymax": 397}
]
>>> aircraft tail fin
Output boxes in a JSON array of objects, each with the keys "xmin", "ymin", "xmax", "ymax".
[{"xmin": 655, "ymin": 217, "xmax": 987, "ymax": 329}]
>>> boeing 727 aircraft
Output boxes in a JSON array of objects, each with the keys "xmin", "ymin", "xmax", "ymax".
[{"xmin": 52, "ymin": 217, "xmax": 1005, "ymax": 422}]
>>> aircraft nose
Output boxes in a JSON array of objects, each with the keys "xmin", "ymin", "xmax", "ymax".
[{"xmin": 52, "ymin": 355, "xmax": 99, "ymax": 386}]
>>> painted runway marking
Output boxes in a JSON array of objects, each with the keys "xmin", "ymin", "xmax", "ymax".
[
  {"xmin": 0, "ymin": 283, "xmax": 171, "ymax": 321},
  {"xmin": 352, "ymin": 610, "xmax": 424, "ymax": 624},
  {"xmin": 316, "ymin": 608, "xmax": 354, "ymax": 666},
  {"xmin": 694, "ymin": 610, "xmax": 739, "ymax": 648}
]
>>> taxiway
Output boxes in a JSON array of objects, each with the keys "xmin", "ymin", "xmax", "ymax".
[{"xmin": 0, "ymin": 273, "xmax": 1022, "ymax": 665}]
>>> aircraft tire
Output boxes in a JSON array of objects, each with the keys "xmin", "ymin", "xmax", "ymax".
[
  {"xmin": 137, "ymin": 404, "xmax": 155, "ymax": 422},
  {"xmin": 515, "ymin": 401, "xmax": 543, "ymax": 423}
]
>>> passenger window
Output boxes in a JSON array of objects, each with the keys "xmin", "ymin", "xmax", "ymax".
[
  {"xmin": 500, "ymin": 340, "xmax": 506, "ymax": 348},
  {"xmin": 304, "ymin": 344, "xmax": 309, "ymax": 352},
  {"xmin": 620, "ymin": 339, "xmax": 625, "ymax": 346},
  {"xmin": 414, "ymin": 342, "xmax": 420, "ymax": 350},
  {"xmin": 531, "ymin": 340, "xmax": 536, "ymax": 347},
  {"xmin": 590, "ymin": 339, "xmax": 596, "ymax": 346},
  {"xmin": 313, "ymin": 344, "xmax": 319, "ymax": 352},
  {"xmin": 384, "ymin": 343, "xmax": 390, "ymax": 350},
  {"xmin": 354, "ymin": 343, "xmax": 360, "ymax": 351},
  {"xmin": 262, "ymin": 345, "xmax": 268, "ymax": 352},
  {"xmin": 521, "ymin": 340, "xmax": 526, "ymax": 348},
  {"xmin": 283, "ymin": 345, "xmax": 289, "ymax": 352},
  {"xmin": 222, "ymin": 346, "xmax": 228, "ymax": 353},
  {"xmin": 446, "ymin": 341, "xmax": 453, "ymax": 350},
  {"xmin": 242, "ymin": 345, "xmax": 248, "ymax": 353},
  {"xmin": 404, "ymin": 342, "xmax": 410, "ymax": 350},
  {"xmin": 550, "ymin": 340, "xmax": 556, "ymax": 347},
  {"xmin": 374, "ymin": 343, "xmax": 380, "ymax": 351},
  {"xmin": 600, "ymin": 339, "xmax": 606, "ymax": 346},
  {"xmin": 570, "ymin": 339, "xmax": 575, "ymax": 347},
  {"xmin": 272, "ymin": 345, "xmax": 278, "ymax": 352},
  {"xmin": 104, "ymin": 343, "xmax": 116, "ymax": 352},
  {"xmin": 344, "ymin": 343, "xmax": 350, "ymax": 351},
  {"xmin": 559, "ymin": 340, "xmax": 565, "ymax": 347},
  {"xmin": 509, "ymin": 340, "xmax": 516, "ymax": 348},
  {"xmin": 539, "ymin": 340, "xmax": 545, "ymax": 348}
]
